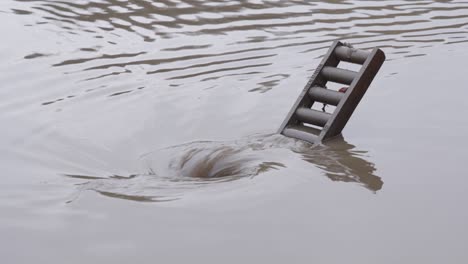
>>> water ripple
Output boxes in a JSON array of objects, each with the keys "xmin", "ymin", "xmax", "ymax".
[
  {"xmin": 61, "ymin": 134, "xmax": 382, "ymax": 203},
  {"xmin": 1, "ymin": 0, "xmax": 464, "ymax": 202},
  {"xmin": 6, "ymin": 0, "xmax": 468, "ymax": 104}
]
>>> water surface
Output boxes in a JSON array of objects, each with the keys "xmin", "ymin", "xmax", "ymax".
[{"xmin": 1, "ymin": 0, "xmax": 468, "ymax": 263}]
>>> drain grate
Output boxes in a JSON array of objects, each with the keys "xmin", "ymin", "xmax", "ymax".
[{"xmin": 278, "ymin": 40, "xmax": 386, "ymax": 144}]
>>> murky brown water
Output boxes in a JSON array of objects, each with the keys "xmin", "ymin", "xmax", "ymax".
[{"xmin": 1, "ymin": 0, "xmax": 468, "ymax": 263}]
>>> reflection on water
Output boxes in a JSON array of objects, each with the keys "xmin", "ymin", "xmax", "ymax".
[
  {"xmin": 63, "ymin": 134, "xmax": 381, "ymax": 202},
  {"xmin": 299, "ymin": 136, "xmax": 383, "ymax": 192}
]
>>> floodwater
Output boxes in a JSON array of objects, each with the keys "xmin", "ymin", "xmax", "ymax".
[{"xmin": 1, "ymin": 0, "xmax": 468, "ymax": 263}]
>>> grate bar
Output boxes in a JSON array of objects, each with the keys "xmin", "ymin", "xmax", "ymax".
[
  {"xmin": 295, "ymin": 108, "xmax": 331, "ymax": 127},
  {"xmin": 335, "ymin": 46, "xmax": 370, "ymax": 64},
  {"xmin": 283, "ymin": 125, "xmax": 320, "ymax": 143},
  {"xmin": 321, "ymin": 66, "xmax": 357, "ymax": 85},
  {"xmin": 308, "ymin": 86, "xmax": 343, "ymax": 106}
]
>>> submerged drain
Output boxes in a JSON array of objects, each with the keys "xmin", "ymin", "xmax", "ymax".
[
  {"xmin": 64, "ymin": 134, "xmax": 382, "ymax": 203},
  {"xmin": 149, "ymin": 138, "xmax": 287, "ymax": 180}
]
